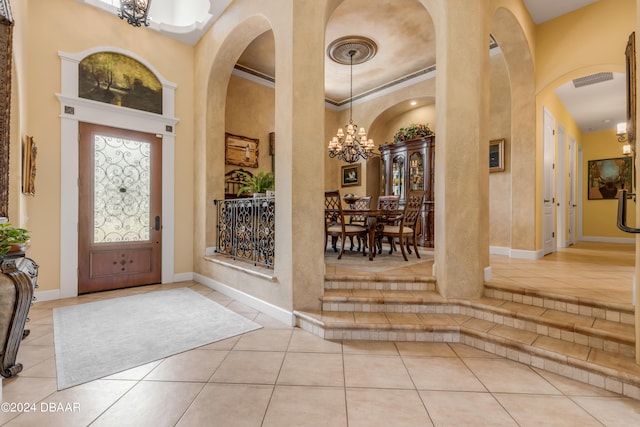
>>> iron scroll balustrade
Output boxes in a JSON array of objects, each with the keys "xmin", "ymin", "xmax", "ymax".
[
  {"xmin": 214, "ymin": 196, "xmax": 275, "ymax": 268},
  {"xmin": 616, "ymin": 189, "xmax": 640, "ymax": 233}
]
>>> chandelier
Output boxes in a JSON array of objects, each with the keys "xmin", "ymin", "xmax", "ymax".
[
  {"xmin": 328, "ymin": 37, "xmax": 377, "ymax": 163},
  {"xmin": 118, "ymin": 0, "xmax": 152, "ymax": 27}
]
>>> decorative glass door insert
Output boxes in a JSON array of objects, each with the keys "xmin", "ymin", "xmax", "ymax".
[{"xmin": 93, "ymin": 134, "xmax": 151, "ymax": 243}]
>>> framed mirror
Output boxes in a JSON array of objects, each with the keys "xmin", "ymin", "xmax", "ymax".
[
  {"xmin": 0, "ymin": 0, "xmax": 13, "ymax": 217},
  {"xmin": 625, "ymin": 32, "xmax": 636, "ymax": 150}
]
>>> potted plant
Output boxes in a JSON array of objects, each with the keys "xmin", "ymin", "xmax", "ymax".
[
  {"xmin": 0, "ymin": 222, "xmax": 30, "ymax": 255},
  {"xmin": 236, "ymin": 170, "xmax": 275, "ymax": 197},
  {"xmin": 392, "ymin": 123, "xmax": 434, "ymax": 144}
]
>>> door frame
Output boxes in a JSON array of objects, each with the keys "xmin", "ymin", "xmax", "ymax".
[
  {"xmin": 567, "ymin": 136, "xmax": 577, "ymax": 246},
  {"xmin": 57, "ymin": 47, "xmax": 179, "ymax": 298},
  {"xmin": 542, "ymin": 106, "xmax": 556, "ymax": 255},
  {"xmin": 556, "ymin": 124, "xmax": 566, "ymax": 248}
]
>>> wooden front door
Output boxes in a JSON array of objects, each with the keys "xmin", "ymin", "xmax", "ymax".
[{"xmin": 78, "ymin": 123, "xmax": 162, "ymax": 294}]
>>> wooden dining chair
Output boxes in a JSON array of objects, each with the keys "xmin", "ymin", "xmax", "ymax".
[
  {"xmin": 379, "ymin": 191, "xmax": 424, "ymax": 261},
  {"xmin": 348, "ymin": 196, "xmax": 371, "ymax": 251},
  {"xmin": 376, "ymin": 195, "xmax": 400, "ymax": 254},
  {"xmin": 324, "ymin": 190, "xmax": 368, "ymax": 259}
]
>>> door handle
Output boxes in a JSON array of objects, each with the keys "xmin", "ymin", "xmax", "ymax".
[
  {"xmin": 154, "ymin": 216, "xmax": 161, "ymax": 231},
  {"xmin": 616, "ymin": 190, "xmax": 640, "ymax": 233}
]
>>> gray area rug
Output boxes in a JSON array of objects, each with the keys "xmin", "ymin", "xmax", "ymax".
[{"xmin": 53, "ymin": 287, "xmax": 261, "ymax": 390}]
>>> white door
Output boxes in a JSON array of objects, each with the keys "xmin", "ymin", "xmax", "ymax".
[
  {"xmin": 568, "ymin": 136, "xmax": 577, "ymax": 245},
  {"xmin": 543, "ymin": 107, "xmax": 556, "ymax": 255},
  {"xmin": 556, "ymin": 125, "xmax": 566, "ymax": 248}
]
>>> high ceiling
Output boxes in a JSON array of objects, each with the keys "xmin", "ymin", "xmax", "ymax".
[{"xmin": 89, "ymin": 0, "xmax": 617, "ymax": 133}]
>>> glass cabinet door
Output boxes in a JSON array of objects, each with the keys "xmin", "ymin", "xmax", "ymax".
[
  {"xmin": 392, "ymin": 155, "xmax": 405, "ymax": 198},
  {"xmin": 409, "ymin": 152, "xmax": 424, "ymax": 191}
]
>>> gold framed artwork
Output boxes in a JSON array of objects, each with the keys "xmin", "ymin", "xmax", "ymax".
[
  {"xmin": 625, "ymin": 32, "xmax": 636, "ymax": 150},
  {"xmin": 587, "ymin": 157, "xmax": 632, "ymax": 200},
  {"xmin": 225, "ymin": 133, "xmax": 259, "ymax": 168},
  {"xmin": 341, "ymin": 164, "xmax": 361, "ymax": 187},
  {"xmin": 22, "ymin": 135, "xmax": 36, "ymax": 195},
  {"xmin": 0, "ymin": 0, "xmax": 13, "ymax": 217},
  {"xmin": 489, "ymin": 139, "xmax": 505, "ymax": 172}
]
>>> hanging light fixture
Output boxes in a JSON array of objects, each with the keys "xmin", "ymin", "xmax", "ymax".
[
  {"xmin": 118, "ymin": 0, "xmax": 152, "ymax": 27},
  {"xmin": 328, "ymin": 37, "xmax": 377, "ymax": 163}
]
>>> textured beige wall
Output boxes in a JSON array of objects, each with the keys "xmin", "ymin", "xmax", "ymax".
[
  {"xmin": 17, "ymin": 0, "xmax": 195, "ymax": 291},
  {"xmin": 488, "ymin": 53, "xmax": 512, "ymax": 248},
  {"xmin": 225, "ymin": 76, "xmax": 275, "ymax": 175}
]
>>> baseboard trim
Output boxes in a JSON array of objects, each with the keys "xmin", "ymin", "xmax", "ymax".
[
  {"xmin": 194, "ymin": 273, "xmax": 295, "ymax": 326},
  {"xmin": 581, "ymin": 236, "xmax": 636, "ymax": 244},
  {"xmin": 34, "ymin": 289, "xmax": 61, "ymax": 302},
  {"xmin": 490, "ymin": 246, "xmax": 541, "ymax": 260},
  {"xmin": 173, "ymin": 272, "xmax": 194, "ymax": 282}
]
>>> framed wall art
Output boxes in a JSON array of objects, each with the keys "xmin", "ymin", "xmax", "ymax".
[
  {"xmin": 225, "ymin": 133, "xmax": 259, "ymax": 168},
  {"xmin": 587, "ymin": 157, "xmax": 633, "ymax": 200},
  {"xmin": 0, "ymin": 0, "xmax": 13, "ymax": 217},
  {"xmin": 341, "ymin": 164, "xmax": 361, "ymax": 187},
  {"xmin": 625, "ymin": 32, "xmax": 636, "ymax": 148},
  {"xmin": 22, "ymin": 135, "xmax": 36, "ymax": 195},
  {"xmin": 489, "ymin": 139, "xmax": 505, "ymax": 172}
]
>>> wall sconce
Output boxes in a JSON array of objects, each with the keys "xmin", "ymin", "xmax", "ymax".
[
  {"xmin": 623, "ymin": 143, "xmax": 633, "ymax": 155},
  {"xmin": 617, "ymin": 121, "xmax": 628, "ymax": 142}
]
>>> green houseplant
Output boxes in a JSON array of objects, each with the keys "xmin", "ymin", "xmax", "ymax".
[
  {"xmin": 392, "ymin": 123, "xmax": 434, "ymax": 144},
  {"xmin": 0, "ymin": 222, "xmax": 30, "ymax": 255},
  {"xmin": 236, "ymin": 170, "xmax": 275, "ymax": 197}
]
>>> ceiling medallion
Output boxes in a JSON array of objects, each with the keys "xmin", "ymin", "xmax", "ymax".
[{"xmin": 327, "ymin": 36, "xmax": 378, "ymax": 164}]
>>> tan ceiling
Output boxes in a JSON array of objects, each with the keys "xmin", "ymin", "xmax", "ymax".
[
  {"xmin": 237, "ymin": 0, "xmax": 434, "ymax": 104},
  {"xmin": 235, "ymin": 0, "xmax": 615, "ymax": 131}
]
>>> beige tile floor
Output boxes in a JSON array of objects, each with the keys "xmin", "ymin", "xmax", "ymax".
[{"xmin": 3, "ymin": 275, "xmax": 640, "ymax": 426}]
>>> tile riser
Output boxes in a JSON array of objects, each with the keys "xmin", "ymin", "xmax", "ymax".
[
  {"xmin": 325, "ymin": 281, "xmax": 436, "ymax": 292},
  {"xmin": 484, "ymin": 287, "xmax": 634, "ymax": 325}
]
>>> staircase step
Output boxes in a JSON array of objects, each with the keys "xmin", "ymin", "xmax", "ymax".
[
  {"xmin": 321, "ymin": 288, "xmax": 635, "ymax": 355},
  {"xmin": 484, "ymin": 283, "xmax": 634, "ymax": 325},
  {"xmin": 325, "ymin": 276, "xmax": 436, "ymax": 292}
]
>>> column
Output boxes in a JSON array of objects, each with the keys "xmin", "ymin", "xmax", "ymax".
[{"xmin": 433, "ymin": 1, "xmax": 491, "ymax": 298}]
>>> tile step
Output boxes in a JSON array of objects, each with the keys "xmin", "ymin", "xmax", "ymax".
[
  {"xmin": 320, "ymin": 290, "xmax": 634, "ymax": 354},
  {"xmin": 484, "ymin": 283, "xmax": 634, "ymax": 324},
  {"xmin": 294, "ymin": 310, "xmax": 640, "ymax": 401},
  {"xmin": 325, "ymin": 278, "xmax": 436, "ymax": 292}
]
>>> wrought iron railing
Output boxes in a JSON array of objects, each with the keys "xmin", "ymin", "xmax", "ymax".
[{"xmin": 213, "ymin": 196, "xmax": 275, "ymax": 268}]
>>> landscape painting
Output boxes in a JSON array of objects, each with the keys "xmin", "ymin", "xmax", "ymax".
[{"xmin": 79, "ymin": 52, "xmax": 162, "ymax": 114}]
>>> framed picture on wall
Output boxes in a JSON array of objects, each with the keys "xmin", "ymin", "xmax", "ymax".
[
  {"xmin": 587, "ymin": 157, "xmax": 633, "ymax": 199},
  {"xmin": 625, "ymin": 32, "xmax": 636, "ymax": 148},
  {"xmin": 341, "ymin": 164, "xmax": 361, "ymax": 187},
  {"xmin": 489, "ymin": 139, "xmax": 505, "ymax": 172},
  {"xmin": 225, "ymin": 133, "xmax": 259, "ymax": 168}
]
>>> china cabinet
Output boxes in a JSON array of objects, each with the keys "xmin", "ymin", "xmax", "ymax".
[{"xmin": 380, "ymin": 136, "xmax": 434, "ymax": 247}]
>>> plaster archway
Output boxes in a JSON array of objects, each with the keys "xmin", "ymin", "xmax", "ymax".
[{"xmin": 491, "ymin": 6, "xmax": 536, "ymax": 256}]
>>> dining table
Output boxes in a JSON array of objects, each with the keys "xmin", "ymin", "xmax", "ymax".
[{"xmin": 343, "ymin": 208, "xmax": 404, "ymax": 261}]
